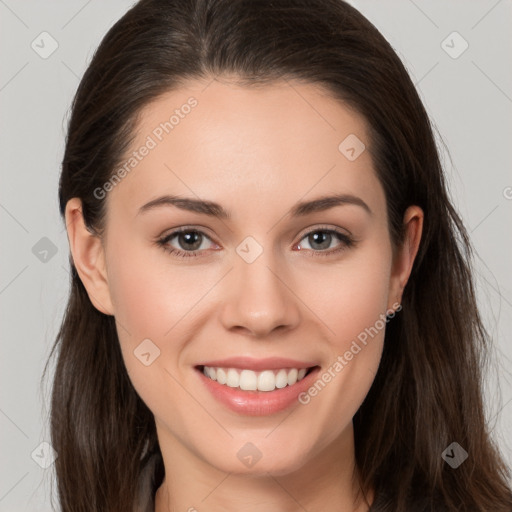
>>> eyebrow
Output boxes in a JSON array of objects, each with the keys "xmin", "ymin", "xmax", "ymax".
[{"xmin": 137, "ymin": 193, "xmax": 372, "ymax": 219}]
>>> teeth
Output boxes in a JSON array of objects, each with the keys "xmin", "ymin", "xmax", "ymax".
[
  {"xmin": 202, "ymin": 366, "xmax": 310, "ymax": 392},
  {"xmin": 275, "ymin": 369, "xmax": 288, "ymax": 389},
  {"xmin": 226, "ymin": 369, "xmax": 239, "ymax": 387},
  {"xmin": 287, "ymin": 368, "xmax": 298, "ymax": 385},
  {"xmin": 216, "ymin": 368, "xmax": 226, "ymax": 384},
  {"xmin": 240, "ymin": 369, "xmax": 257, "ymax": 391}
]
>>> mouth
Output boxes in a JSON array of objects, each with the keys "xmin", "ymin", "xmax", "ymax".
[
  {"xmin": 194, "ymin": 363, "xmax": 321, "ymax": 416},
  {"xmin": 195, "ymin": 365, "xmax": 318, "ymax": 392}
]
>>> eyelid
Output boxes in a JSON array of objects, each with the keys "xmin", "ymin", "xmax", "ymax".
[
  {"xmin": 295, "ymin": 223, "xmax": 353, "ymax": 240},
  {"xmin": 293, "ymin": 225, "xmax": 356, "ymax": 257},
  {"xmin": 157, "ymin": 226, "xmax": 219, "ymax": 250},
  {"xmin": 156, "ymin": 224, "xmax": 217, "ymax": 243}
]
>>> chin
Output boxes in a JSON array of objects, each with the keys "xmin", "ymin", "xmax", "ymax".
[{"xmin": 204, "ymin": 441, "xmax": 312, "ymax": 477}]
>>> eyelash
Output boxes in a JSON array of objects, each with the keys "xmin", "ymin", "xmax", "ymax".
[{"xmin": 155, "ymin": 226, "xmax": 356, "ymax": 259}]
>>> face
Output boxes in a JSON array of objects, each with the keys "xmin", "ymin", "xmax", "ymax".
[{"xmin": 67, "ymin": 78, "xmax": 421, "ymax": 478}]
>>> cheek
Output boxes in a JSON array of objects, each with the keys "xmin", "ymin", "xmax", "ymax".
[
  {"xmin": 104, "ymin": 238, "xmax": 221, "ymax": 398},
  {"xmin": 304, "ymin": 238, "xmax": 393, "ymax": 347},
  {"xmin": 109, "ymin": 262, "xmax": 168, "ymax": 338},
  {"xmin": 105, "ymin": 243, "xmax": 193, "ymax": 415},
  {"xmin": 106, "ymin": 238, "xmax": 203, "ymax": 340},
  {"xmin": 297, "ymin": 240, "xmax": 392, "ymax": 432},
  {"xmin": 340, "ymin": 260, "xmax": 391, "ymax": 338}
]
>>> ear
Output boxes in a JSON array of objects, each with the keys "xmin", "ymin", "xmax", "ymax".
[
  {"xmin": 64, "ymin": 197, "xmax": 114, "ymax": 316},
  {"xmin": 387, "ymin": 205, "xmax": 424, "ymax": 311}
]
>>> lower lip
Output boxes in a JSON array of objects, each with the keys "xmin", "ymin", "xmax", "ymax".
[{"xmin": 195, "ymin": 366, "xmax": 321, "ymax": 416}]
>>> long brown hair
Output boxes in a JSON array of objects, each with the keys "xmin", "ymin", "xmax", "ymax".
[{"xmin": 44, "ymin": 0, "xmax": 512, "ymax": 510}]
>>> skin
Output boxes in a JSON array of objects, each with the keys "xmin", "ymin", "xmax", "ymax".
[{"xmin": 65, "ymin": 78, "xmax": 423, "ymax": 511}]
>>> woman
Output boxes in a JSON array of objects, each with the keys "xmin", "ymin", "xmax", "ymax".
[{"xmin": 46, "ymin": 0, "xmax": 512, "ymax": 510}]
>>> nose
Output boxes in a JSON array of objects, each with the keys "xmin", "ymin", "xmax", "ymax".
[{"xmin": 219, "ymin": 252, "xmax": 301, "ymax": 338}]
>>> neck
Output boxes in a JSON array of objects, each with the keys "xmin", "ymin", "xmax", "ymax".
[{"xmin": 154, "ymin": 422, "xmax": 373, "ymax": 512}]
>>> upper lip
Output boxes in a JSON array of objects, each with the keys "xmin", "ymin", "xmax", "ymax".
[{"xmin": 196, "ymin": 356, "xmax": 318, "ymax": 371}]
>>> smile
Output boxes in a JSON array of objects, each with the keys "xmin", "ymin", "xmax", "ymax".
[
  {"xmin": 194, "ymin": 361, "xmax": 321, "ymax": 416},
  {"xmin": 201, "ymin": 366, "xmax": 310, "ymax": 392}
]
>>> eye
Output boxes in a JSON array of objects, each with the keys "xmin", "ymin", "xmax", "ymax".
[
  {"xmin": 294, "ymin": 227, "xmax": 355, "ymax": 257},
  {"xmin": 156, "ymin": 225, "xmax": 356, "ymax": 259},
  {"xmin": 156, "ymin": 228, "xmax": 218, "ymax": 258}
]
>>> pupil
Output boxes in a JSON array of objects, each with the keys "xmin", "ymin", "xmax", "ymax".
[
  {"xmin": 181, "ymin": 231, "xmax": 201, "ymax": 250},
  {"xmin": 310, "ymin": 231, "xmax": 330, "ymax": 250}
]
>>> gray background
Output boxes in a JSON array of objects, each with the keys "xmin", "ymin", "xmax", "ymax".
[{"xmin": 1, "ymin": 0, "xmax": 511, "ymax": 510}]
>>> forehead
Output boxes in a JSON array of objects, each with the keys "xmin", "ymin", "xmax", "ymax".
[
  {"xmin": 105, "ymin": 78, "xmax": 383, "ymax": 221},
  {"xmin": 136, "ymin": 78, "xmax": 369, "ymax": 151}
]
